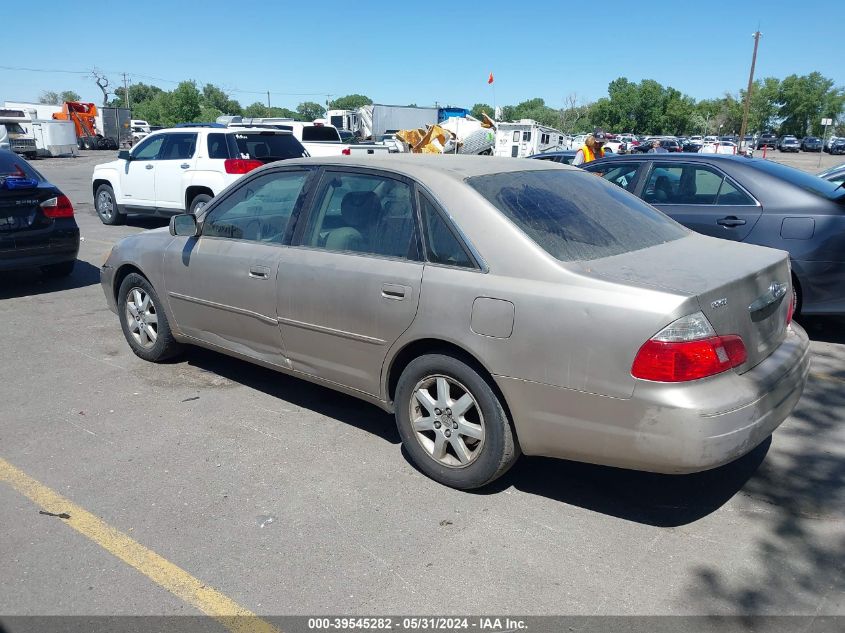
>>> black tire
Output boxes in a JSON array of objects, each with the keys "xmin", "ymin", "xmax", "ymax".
[
  {"xmin": 95, "ymin": 184, "xmax": 125, "ymax": 225},
  {"xmin": 395, "ymin": 353, "xmax": 519, "ymax": 489},
  {"xmin": 41, "ymin": 260, "xmax": 75, "ymax": 278},
  {"xmin": 189, "ymin": 193, "xmax": 213, "ymax": 215},
  {"xmin": 117, "ymin": 273, "xmax": 182, "ymax": 362},
  {"xmin": 792, "ymin": 274, "xmax": 802, "ymax": 319},
  {"xmin": 77, "ymin": 138, "xmax": 85, "ymax": 150}
]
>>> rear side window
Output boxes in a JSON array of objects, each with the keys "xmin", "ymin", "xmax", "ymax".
[
  {"xmin": 301, "ymin": 126, "xmax": 340, "ymax": 142},
  {"xmin": 160, "ymin": 133, "xmax": 197, "ymax": 160},
  {"xmin": 419, "ymin": 194, "xmax": 475, "ymax": 268},
  {"xmin": 228, "ymin": 133, "xmax": 307, "ymax": 162},
  {"xmin": 207, "ymin": 133, "xmax": 230, "ymax": 159},
  {"xmin": 467, "ymin": 170, "xmax": 687, "ymax": 262}
]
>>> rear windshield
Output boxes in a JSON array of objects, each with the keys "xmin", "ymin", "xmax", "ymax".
[
  {"xmin": 467, "ymin": 170, "xmax": 687, "ymax": 262},
  {"xmin": 748, "ymin": 159, "xmax": 845, "ymax": 200},
  {"xmin": 228, "ymin": 132, "xmax": 307, "ymax": 163},
  {"xmin": 301, "ymin": 126, "xmax": 340, "ymax": 142},
  {"xmin": 0, "ymin": 151, "xmax": 41, "ymax": 180}
]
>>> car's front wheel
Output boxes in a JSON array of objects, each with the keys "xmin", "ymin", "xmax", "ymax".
[
  {"xmin": 95, "ymin": 184, "xmax": 125, "ymax": 225},
  {"xmin": 395, "ymin": 353, "xmax": 519, "ymax": 489},
  {"xmin": 117, "ymin": 273, "xmax": 182, "ymax": 362}
]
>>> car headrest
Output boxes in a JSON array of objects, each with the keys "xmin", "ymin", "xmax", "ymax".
[{"xmin": 341, "ymin": 191, "xmax": 381, "ymax": 228}]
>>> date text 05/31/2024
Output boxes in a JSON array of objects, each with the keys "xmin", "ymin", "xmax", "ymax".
[{"xmin": 307, "ymin": 617, "xmax": 528, "ymax": 630}]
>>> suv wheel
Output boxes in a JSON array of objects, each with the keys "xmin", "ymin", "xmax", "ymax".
[
  {"xmin": 189, "ymin": 194, "xmax": 212, "ymax": 215},
  {"xmin": 95, "ymin": 184, "xmax": 125, "ymax": 225},
  {"xmin": 395, "ymin": 353, "xmax": 520, "ymax": 489}
]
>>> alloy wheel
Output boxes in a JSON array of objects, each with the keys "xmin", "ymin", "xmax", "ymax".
[
  {"xmin": 125, "ymin": 287, "xmax": 159, "ymax": 349},
  {"xmin": 97, "ymin": 190, "xmax": 114, "ymax": 220}
]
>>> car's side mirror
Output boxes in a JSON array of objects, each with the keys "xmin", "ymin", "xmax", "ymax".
[
  {"xmin": 118, "ymin": 150, "xmax": 131, "ymax": 161},
  {"xmin": 169, "ymin": 214, "xmax": 199, "ymax": 237}
]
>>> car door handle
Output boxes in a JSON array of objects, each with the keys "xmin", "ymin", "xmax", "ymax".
[
  {"xmin": 382, "ymin": 283, "xmax": 407, "ymax": 300},
  {"xmin": 145, "ymin": 164, "xmax": 154, "ymax": 170},
  {"xmin": 248, "ymin": 265, "xmax": 270, "ymax": 279},
  {"xmin": 180, "ymin": 163, "xmax": 190, "ymax": 169},
  {"xmin": 717, "ymin": 216, "xmax": 746, "ymax": 227}
]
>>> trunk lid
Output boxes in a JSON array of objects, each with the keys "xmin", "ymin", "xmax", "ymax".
[
  {"xmin": 0, "ymin": 182, "xmax": 53, "ymax": 234},
  {"xmin": 582, "ymin": 233, "xmax": 791, "ymax": 372}
]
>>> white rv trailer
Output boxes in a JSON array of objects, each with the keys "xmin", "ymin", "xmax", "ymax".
[
  {"xmin": 493, "ymin": 119, "xmax": 566, "ymax": 158},
  {"xmin": 357, "ymin": 104, "xmax": 439, "ymax": 140}
]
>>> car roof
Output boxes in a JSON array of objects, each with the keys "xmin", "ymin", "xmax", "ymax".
[
  {"xmin": 261, "ymin": 154, "xmax": 577, "ymax": 181},
  {"xmin": 150, "ymin": 126, "xmax": 292, "ymax": 135}
]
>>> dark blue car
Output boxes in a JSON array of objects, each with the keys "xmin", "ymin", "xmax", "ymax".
[
  {"xmin": 583, "ymin": 154, "xmax": 845, "ymax": 316},
  {"xmin": 0, "ymin": 149, "xmax": 79, "ymax": 276}
]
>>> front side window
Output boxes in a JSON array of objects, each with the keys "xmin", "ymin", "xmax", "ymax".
[
  {"xmin": 587, "ymin": 162, "xmax": 641, "ymax": 191},
  {"xmin": 202, "ymin": 171, "xmax": 308, "ymax": 243},
  {"xmin": 419, "ymin": 193, "xmax": 474, "ymax": 268},
  {"xmin": 523, "ymin": 131, "xmax": 532, "ymax": 142},
  {"xmin": 643, "ymin": 163, "xmax": 754, "ymax": 205},
  {"xmin": 467, "ymin": 170, "xmax": 687, "ymax": 262},
  {"xmin": 159, "ymin": 133, "xmax": 197, "ymax": 160},
  {"xmin": 512, "ymin": 131, "xmax": 520, "ymax": 143},
  {"xmin": 301, "ymin": 172, "xmax": 420, "ymax": 260},
  {"xmin": 131, "ymin": 135, "xmax": 165, "ymax": 160}
]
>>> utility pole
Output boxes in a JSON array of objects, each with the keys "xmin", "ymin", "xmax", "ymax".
[
  {"xmin": 267, "ymin": 91, "xmax": 271, "ymax": 110},
  {"xmin": 738, "ymin": 31, "xmax": 762, "ymax": 154},
  {"xmin": 122, "ymin": 73, "xmax": 130, "ymax": 109}
]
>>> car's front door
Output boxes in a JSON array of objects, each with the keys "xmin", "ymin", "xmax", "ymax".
[
  {"xmin": 163, "ymin": 169, "xmax": 312, "ymax": 367},
  {"xmin": 155, "ymin": 132, "xmax": 198, "ymax": 212},
  {"xmin": 276, "ymin": 168, "xmax": 424, "ymax": 396},
  {"xmin": 637, "ymin": 162, "xmax": 762, "ymax": 241},
  {"xmin": 120, "ymin": 134, "xmax": 165, "ymax": 207}
]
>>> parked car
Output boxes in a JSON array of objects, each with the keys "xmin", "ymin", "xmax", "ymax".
[
  {"xmin": 700, "ymin": 141, "xmax": 739, "ymax": 155},
  {"xmin": 91, "ymin": 126, "xmax": 308, "ymax": 224},
  {"xmin": 776, "ymin": 135, "xmax": 798, "ymax": 150},
  {"xmin": 817, "ymin": 163, "xmax": 845, "ymax": 185},
  {"xmin": 584, "ymin": 153, "xmax": 845, "ymax": 316},
  {"xmin": 682, "ymin": 139, "xmax": 703, "ymax": 153},
  {"xmin": 100, "ymin": 155, "xmax": 809, "ymax": 489},
  {"xmin": 632, "ymin": 138, "xmax": 681, "ymax": 153},
  {"xmin": 829, "ymin": 138, "xmax": 845, "ymax": 155},
  {"xmin": 527, "ymin": 150, "xmax": 577, "ymax": 165},
  {"xmin": 801, "ymin": 137, "xmax": 823, "ymax": 152},
  {"xmin": 755, "ymin": 134, "xmax": 778, "ymax": 149},
  {"xmin": 0, "ymin": 149, "xmax": 79, "ymax": 277},
  {"xmin": 780, "ymin": 137, "xmax": 801, "ymax": 153}
]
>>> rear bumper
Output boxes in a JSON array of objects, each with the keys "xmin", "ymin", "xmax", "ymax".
[
  {"xmin": 496, "ymin": 323, "xmax": 810, "ymax": 474},
  {"xmin": 0, "ymin": 228, "xmax": 80, "ymax": 271}
]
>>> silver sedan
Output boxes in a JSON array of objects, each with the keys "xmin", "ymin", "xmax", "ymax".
[{"xmin": 101, "ymin": 156, "xmax": 810, "ymax": 489}]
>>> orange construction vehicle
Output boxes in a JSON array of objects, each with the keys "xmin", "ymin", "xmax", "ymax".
[{"xmin": 53, "ymin": 102, "xmax": 118, "ymax": 150}]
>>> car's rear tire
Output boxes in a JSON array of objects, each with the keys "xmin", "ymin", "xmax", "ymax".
[
  {"xmin": 394, "ymin": 353, "xmax": 519, "ymax": 489},
  {"xmin": 792, "ymin": 274, "xmax": 802, "ymax": 319},
  {"xmin": 117, "ymin": 273, "xmax": 182, "ymax": 362},
  {"xmin": 95, "ymin": 184, "xmax": 125, "ymax": 225},
  {"xmin": 41, "ymin": 260, "xmax": 75, "ymax": 278},
  {"xmin": 189, "ymin": 193, "xmax": 212, "ymax": 215}
]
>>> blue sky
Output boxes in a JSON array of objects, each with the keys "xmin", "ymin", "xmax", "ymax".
[{"xmin": 1, "ymin": 0, "xmax": 841, "ymax": 110}]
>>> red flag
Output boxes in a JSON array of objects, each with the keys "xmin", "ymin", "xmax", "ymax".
[{"xmin": 487, "ymin": 72, "xmax": 494, "ymax": 85}]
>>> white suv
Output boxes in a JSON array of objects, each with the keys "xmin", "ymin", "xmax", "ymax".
[{"xmin": 91, "ymin": 125, "xmax": 307, "ymax": 225}]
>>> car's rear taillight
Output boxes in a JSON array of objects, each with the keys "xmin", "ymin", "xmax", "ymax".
[
  {"xmin": 40, "ymin": 194, "xmax": 74, "ymax": 218},
  {"xmin": 341, "ymin": 148, "xmax": 351, "ymax": 156},
  {"xmin": 224, "ymin": 158, "xmax": 263, "ymax": 174},
  {"xmin": 786, "ymin": 293, "xmax": 794, "ymax": 325},
  {"xmin": 631, "ymin": 311, "xmax": 747, "ymax": 382}
]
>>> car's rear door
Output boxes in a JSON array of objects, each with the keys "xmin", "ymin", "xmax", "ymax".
[
  {"xmin": 636, "ymin": 161, "xmax": 762, "ymax": 241},
  {"xmin": 163, "ymin": 168, "xmax": 313, "ymax": 367},
  {"xmin": 276, "ymin": 168, "xmax": 424, "ymax": 396},
  {"xmin": 155, "ymin": 132, "xmax": 198, "ymax": 212}
]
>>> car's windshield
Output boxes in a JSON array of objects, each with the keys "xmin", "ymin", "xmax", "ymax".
[
  {"xmin": 750, "ymin": 159, "xmax": 845, "ymax": 200},
  {"xmin": 3, "ymin": 123, "xmax": 26, "ymax": 134},
  {"xmin": 467, "ymin": 169, "xmax": 687, "ymax": 262},
  {"xmin": 230, "ymin": 132, "xmax": 307, "ymax": 162}
]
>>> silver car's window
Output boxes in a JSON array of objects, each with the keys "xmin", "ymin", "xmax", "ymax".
[
  {"xmin": 419, "ymin": 194, "xmax": 474, "ymax": 269},
  {"xmin": 202, "ymin": 171, "xmax": 308, "ymax": 244},
  {"xmin": 302, "ymin": 172, "xmax": 421, "ymax": 260},
  {"xmin": 643, "ymin": 164, "xmax": 755, "ymax": 206},
  {"xmin": 467, "ymin": 170, "xmax": 687, "ymax": 263}
]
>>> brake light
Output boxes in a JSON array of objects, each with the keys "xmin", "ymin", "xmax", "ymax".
[
  {"xmin": 341, "ymin": 148, "xmax": 351, "ymax": 156},
  {"xmin": 786, "ymin": 293, "xmax": 794, "ymax": 325},
  {"xmin": 224, "ymin": 158, "xmax": 263, "ymax": 174},
  {"xmin": 40, "ymin": 194, "xmax": 74, "ymax": 218},
  {"xmin": 631, "ymin": 312, "xmax": 747, "ymax": 382}
]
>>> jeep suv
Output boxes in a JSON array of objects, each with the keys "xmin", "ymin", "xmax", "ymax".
[{"xmin": 91, "ymin": 126, "xmax": 307, "ymax": 225}]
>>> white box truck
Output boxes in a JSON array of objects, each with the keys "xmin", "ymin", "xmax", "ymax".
[{"xmin": 358, "ymin": 104, "xmax": 439, "ymax": 140}]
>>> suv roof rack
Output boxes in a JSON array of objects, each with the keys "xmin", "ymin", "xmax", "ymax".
[{"xmin": 174, "ymin": 122, "xmax": 226, "ymax": 128}]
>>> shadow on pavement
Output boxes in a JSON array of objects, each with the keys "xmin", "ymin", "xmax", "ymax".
[
  {"xmin": 125, "ymin": 216, "xmax": 170, "ymax": 230},
  {"xmin": 182, "ymin": 347, "xmax": 400, "ymax": 445},
  {"xmin": 0, "ymin": 260, "xmax": 101, "ymax": 300}
]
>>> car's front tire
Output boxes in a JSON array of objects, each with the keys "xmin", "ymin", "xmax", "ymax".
[
  {"xmin": 395, "ymin": 353, "xmax": 519, "ymax": 489},
  {"xmin": 95, "ymin": 184, "xmax": 125, "ymax": 225},
  {"xmin": 117, "ymin": 273, "xmax": 182, "ymax": 362}
]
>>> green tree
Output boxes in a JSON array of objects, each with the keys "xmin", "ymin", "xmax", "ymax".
[
  {"xmin": 201, "ymin": 84, "xmax": 242, "ymax": 115},
  {"xmin": 296, "ymin": 101, "xmax": 324, "ymax": 121},
  {"xmin": 742, "ymin": 77, "xmax": 780, "ymax": 133},
  {"xmin": 329, "ymin": 94, "xmax": 372, "ymax": 110},
  {"xmin": 778, "ymin": 72, "xmax": 844, "ymax": 136},
  {"xmin": 470, "ymin": 103, "xmax": 493, "ymax": 118},
  {"xmin": 166, "ymin": 81, "xmax": 202, "ymax": 125},
  {"xmin": 39, "ymin": 91, "xmax": 59, "ymax": 105},
  {"xmin": 267, "ymin": 106, "xmax": 298, "ymax": 119},
  {"xmin": 196, "ymin": 105, "xmax": 224, "ymax": 122},
  {"xmin": 243, "ymin": 102, "xmax": 268, "ymax": 118},
  {"xmin": 60, "ymin": 90, "xmax": 80, "ymax": 103},
  {"xmin": 110, "ymin": 82, "xmax": 164, "ymax": 109}
]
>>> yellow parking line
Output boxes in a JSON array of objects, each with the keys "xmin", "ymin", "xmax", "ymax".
[{"xmin": 0, "ymin": 457, "xmax": 281, "ymax": 633}]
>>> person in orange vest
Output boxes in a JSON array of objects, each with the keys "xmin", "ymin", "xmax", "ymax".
[{"xmin": 572, "ymin": 129, "xmax": 609, "ymax": 166}]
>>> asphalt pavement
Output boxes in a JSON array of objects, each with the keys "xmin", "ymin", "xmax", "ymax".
[{"xmin": 0, "ymin": 151, "xmax": 843, "ymax": 621}]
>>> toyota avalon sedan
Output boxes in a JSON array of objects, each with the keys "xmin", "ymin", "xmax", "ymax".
[{"xmin": 100, "ymin": 156, "xmax": 809, "ymax": 489}]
